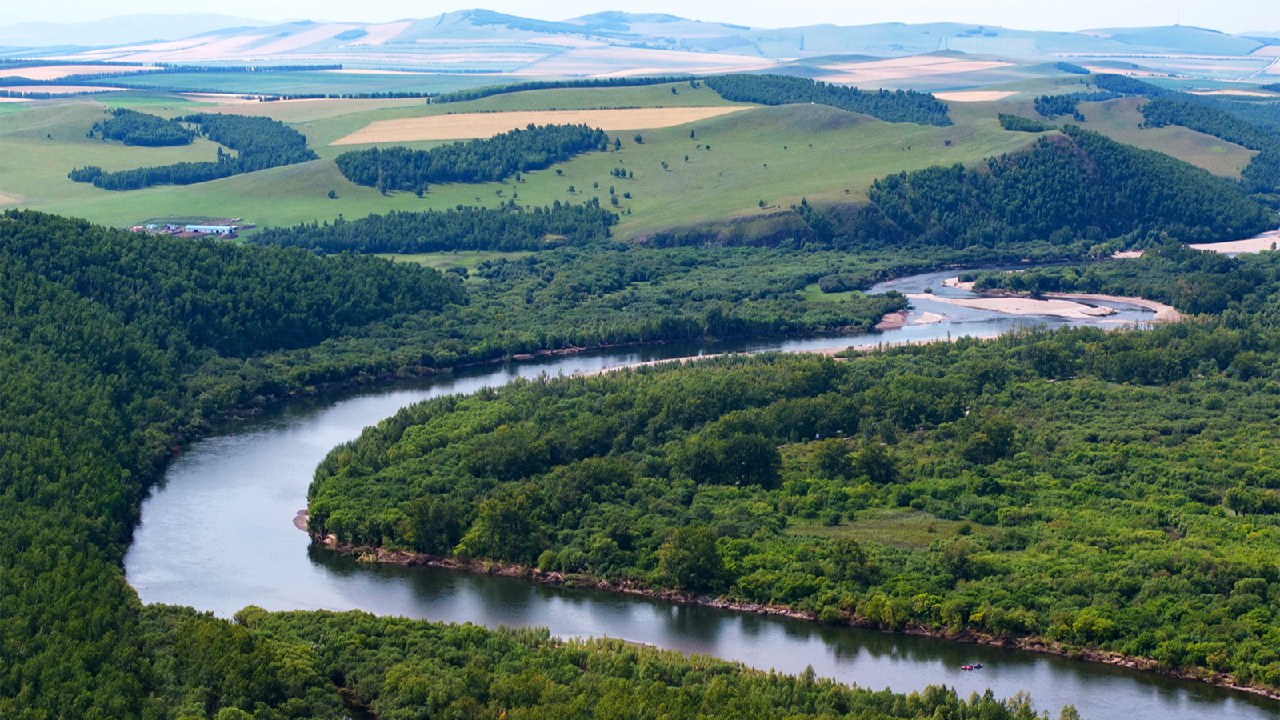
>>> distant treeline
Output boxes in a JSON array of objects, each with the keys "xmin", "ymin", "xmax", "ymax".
[
  {"xmin": 998, "ymin": 114, "xmax": 1053, "ymax": 132},
  {"xmin": 1262, "ymin": 83, "xmax": 1280, "ymax": 93},
  {"xmin": 92, "ymin": 108, "xmax": 194, "ymax": 146},
  {"xmin": 431, "ymin": 76, "xmax": 694, "ymax": 104},
  {"xmin": 253, "ymin": 200, "xmax": 618, "ymax": 253},
  {"xmin": 1033, "ymin": 91, "xmax": 1118, "ymax": 121},
  {"xmin": 70, "ymin": 113, "xmax": 316, "ymax": 190},
  {"xmin": 703, "ymin": 74, "xmax": 953, "ymax": 126},
  {"xmin": 0, "ymin": 64, "xmax": 344, "ymax": 88},
  {"xmin": 861, "ymin": 126, "xmax": 1273, "ymax": 250},
  {"xmin": 334, "ymin": 123, "xmax": 609, "ymax": 191},
  {"xmin": 1055, "ymin": 61, "xmax": 1091, "ymax": 75}
]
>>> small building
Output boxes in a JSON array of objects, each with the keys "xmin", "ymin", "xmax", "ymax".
[{"xmin": 184, "ymin": 224, "xmax": 239, "ymax": 237}]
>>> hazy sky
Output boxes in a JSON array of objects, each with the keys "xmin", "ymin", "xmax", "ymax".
[{"xmin": 8, "ymin": 0, "xmax": 1279, "ymax": 35}]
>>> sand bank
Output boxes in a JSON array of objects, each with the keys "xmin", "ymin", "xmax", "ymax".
[
  {"xmin": 909, "ymin": 294, "xmax": 1119, "ymax": 319},
  {"xmin": 1191, "ymin": 230, "xmax": 1280, "ymax": 254}
]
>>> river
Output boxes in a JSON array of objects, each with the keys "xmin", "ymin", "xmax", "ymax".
[{"xmin": 125, "ymin": 271, "xmax": 1275, "ymax": 720}]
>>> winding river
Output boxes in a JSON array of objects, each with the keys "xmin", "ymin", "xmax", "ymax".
[{"xmin": 125, "ymin": 271, "xmax": 1275, "ymax": 720}]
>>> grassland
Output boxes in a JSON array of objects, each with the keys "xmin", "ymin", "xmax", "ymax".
[
  {"xmin": 787, "ymin": 508, "xmax": 987, "ymax": 550},
  {"xmin": 1, "ymin": 79, "xmax": 1260, "ymax": 236},
  {"xmin": 2, "ymin": 85, "xmax": 1036, "ymax": 234},
  {"xmin": 374, "ymin": 250, "xmax": 532, "ymax": 270}
]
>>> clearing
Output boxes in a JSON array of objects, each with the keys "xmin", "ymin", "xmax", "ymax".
[{"xmin": 330, "ymin": 106, "xmax": 751, "ymax": 144}]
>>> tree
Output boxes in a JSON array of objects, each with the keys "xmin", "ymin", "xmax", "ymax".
[
  {"xmin": 852, "ymin": 442, "xmax": 897, "ymax": 484},
  {"xmin": 660, "ymin": 526, "xmax": 723, "ymax": 592},
  {"xmin": 690, "ymin": 129, "xmax": 695, "ymax": 138},
  {"xmin": 327, "ymin": 189, "xmax": 337, "ymax": 199},
  {"xmin": 671, "ymin": 87, "xmax": 678, "ymax": 95},
  {"xmin": 634, "ymin": 134, "xmax": 643, "ymax": 144}
]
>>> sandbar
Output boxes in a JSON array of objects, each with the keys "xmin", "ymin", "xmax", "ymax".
[{"xmin": 1191, "ymin": 230, "xmax": 1280, "ymax": 254}]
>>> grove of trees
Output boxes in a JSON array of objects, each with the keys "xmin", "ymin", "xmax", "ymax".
[
  {"xmin": 703, "ymin": 74, "xmax": 953, "ymax": 126},
  {"xmin": 334, "ymin": 123, "xmax": 610, "ymax": 191}
]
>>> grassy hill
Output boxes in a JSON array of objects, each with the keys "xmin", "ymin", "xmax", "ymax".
[{"xmin": 0, "ymin": 79, "xmax": 1264, "ymax": 237}]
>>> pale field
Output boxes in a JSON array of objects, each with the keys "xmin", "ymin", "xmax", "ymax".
[
  {"xmin": 1187, "ymin": 90, "xmax": 1279, "ymax": 97},
  {"xmin": 514, "ymin": 46, "xmax": 779, "ymax": 77},
  {"xmin": 331, "ymin": 106, "xmax": 751, "ymax": 144},
  {"xmin": 322, "ymin": 69, "xmax": 431, "ymax": 75},
  {"xmin": 816, "ymin": 56, "xmax": 1013, "ymax": 84},
  {"xmin": 0, "ymin": 65, "xmax": 161, "ymax": 80},
  {"xmin": 345, "ymin": 21, "xmax": 411, "ymax": 46},
  {"xmin": 934, "ymin": 90, "xmax": 1020, "ymax": 102},
  {"xmin": 249, "ymin": 24, "xmax": 363, "ymax": 56},
  {"xmin": 116, "ymin": 35, "xmax": 268, "ymax": 63},
  {"xmin": 3, "ymin": 86, "xmax": 125, "ymax": 94}
]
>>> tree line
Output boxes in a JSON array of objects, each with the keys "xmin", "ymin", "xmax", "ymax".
[
  {"xmin": 252, "ymin": 200, "xmax": 618, "ymax": 254},
  {"xmin": 334, "ymin": 123, "xmax": 609, "ymax": 192},
  {"xmin": 69, "ymin": 113, "xmax": 317, "ymax": 190},
  {"xmin": 431, "ymin": 76, "xmax": 694, "ymax": 104},
  {"xmin": 1139, "ymin": 96, "xmax": 1280, "ymax": 197},
  {"xmin": 703, "ymin": 74, "xmax": 953, "ymax": 126}
]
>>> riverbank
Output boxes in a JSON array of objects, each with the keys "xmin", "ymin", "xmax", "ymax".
[{"xmin": 311, "ymin": 533, "xmax": 1280, "ymax": 704}]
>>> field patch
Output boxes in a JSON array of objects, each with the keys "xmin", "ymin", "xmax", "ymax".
[
  {"xmin": 816, "ymin": 56, "xmax": 1013, "ymax": 84},
  {"xmin": 3, "ymin": 85, "xmax": 125, "ymax": 95},
  {"xmin": 331, "ymin": 106, "xmax": 750, "ymax": 144},
  {"xmin": 0, "ymin": 65, "xmax": 161, "ymax": 81},
  {"xmin": 934, "ymin": 90, "xmax": 1020, "ymax": 102}
]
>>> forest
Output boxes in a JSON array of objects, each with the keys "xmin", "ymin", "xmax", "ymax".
[
  {"xmin": 334, "ymin": 124, "xmax": 610, "ymax": 191},
  {"xmin": 68, "ymin": 113, "xmax": 317, "ymax": 190},
  {"xmin": 4, "ymin": 207, "xmax": 1099, "ymax": 718},
  {"xmin": 309, "ymin": 249, "xmax": 1280, "ymax": 694},
  {"xmin": 253, "ymin": 200, "xmax": 619, "ymax": 253},
  {"xmin": 703, "ymin": 74, "xmax": 953, "ymax": 126},
  {"xmin": 865, "ymin": 126, "xmax": 1274, "ymax": 251},
  {"xmin": 91, "ymin": 107, "xmax": 194, "ymax": 146}
]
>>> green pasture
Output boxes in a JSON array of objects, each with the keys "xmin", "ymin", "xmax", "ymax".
[
  {"xmin": 374, "ymin": 250, "xmax": 532, "ymax": 271},
  {"xmin": 788, "ymin": 508, "xmax": 987, "ymax": 549}
]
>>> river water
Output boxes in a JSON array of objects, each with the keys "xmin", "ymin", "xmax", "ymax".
[{"xmin": 125, "ymin": 272, "xmax": 1274, "ymax": 720}]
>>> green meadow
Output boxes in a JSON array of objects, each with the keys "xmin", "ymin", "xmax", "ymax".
[{"xmin": 0, "ymin": 80, "xmax": 1260, "ymax": 237}]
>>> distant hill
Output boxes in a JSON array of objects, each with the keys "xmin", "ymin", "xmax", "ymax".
[
  {"xmin": 1080, "ymin": 25, "xmax": 1263, "ymax": 56},
  {"xmin": 0, "ymin": 13, "xmax": 271, "ymax": 47}
]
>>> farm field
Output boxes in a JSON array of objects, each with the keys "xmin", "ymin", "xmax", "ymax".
[{"xmin": 331, "ymin": 106, "xmax": 751, "ymax": 143}]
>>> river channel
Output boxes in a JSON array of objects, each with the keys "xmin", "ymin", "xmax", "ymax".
[{"xmin": 125, "ymin": 271, "xmax": 1275, "ymax": 720}]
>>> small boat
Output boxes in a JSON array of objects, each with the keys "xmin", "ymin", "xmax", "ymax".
[{"xmin": 960, "ymin": 663, "xmax": 984, "ymax": 671}]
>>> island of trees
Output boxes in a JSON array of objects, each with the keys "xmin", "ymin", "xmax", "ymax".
[
  {"xmin": 91, "ymin": 107, "xmax": 195, "ymax": 146},
  {"xmin": 334, "ymin": 123, "xmax": 610, "ymax": 192},
  {"xmin": 69, "ymin": 113, "xmax": 317, "ymax": 190}
]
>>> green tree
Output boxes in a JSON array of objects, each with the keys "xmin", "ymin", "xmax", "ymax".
[{"xmin": 660, "ymin": 526, "xmax": 724, "ymax": 592}]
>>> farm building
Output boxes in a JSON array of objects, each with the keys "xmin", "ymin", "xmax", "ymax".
[{"xmin": 184, "ymin": 224, "xmax": 239, "ymax": 236}]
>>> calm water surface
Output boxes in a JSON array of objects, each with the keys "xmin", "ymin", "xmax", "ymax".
[{"xmin": 126, "ymin": 273, "xmax": 1274, "ymax": 720}]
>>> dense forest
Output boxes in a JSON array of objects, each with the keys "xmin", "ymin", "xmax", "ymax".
[
  {"xmin": 69, "ymin": 113, "xmax": 317, "ymax": 190},
  {"xmin": 334, "ymin": 124, "xmax": 610, "ymax": 191},
  {"xmin": 998, "ymin": 114, "xmax": 1053, "ymax": 132},
  {"xmin": 310, "ymin": 250, "xmax": 1280, "ymax": 694},
  {"xmin": 92, "ymin": 107, "xmax": 194, "ymax": 146},
  {"xmin": 703, "ymin": 74, "xmax": 953, "ymax": 126},
  {"xmin": 253, "ymin": 200, "xmax": 618, "ymax": 253},
  {"xmin": 866, "ymin": 126, "xmax": 1274, "ymax": 251},
  {"xmin": 2, "ymin": 208, "xmax": 1105, "ymax": 718}
]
